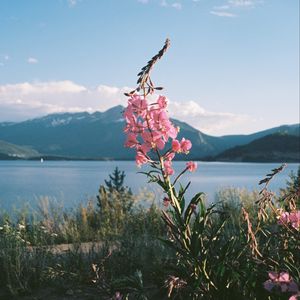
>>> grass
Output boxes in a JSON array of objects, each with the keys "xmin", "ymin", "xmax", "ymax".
[{"xmin": 0, "ymin": 167, "xmax": 299, "ymax": 299}]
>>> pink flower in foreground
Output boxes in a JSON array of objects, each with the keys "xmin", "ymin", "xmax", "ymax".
[
  {"xmin": 289, "ymin": 211, "xmax": 300, "ymax": 230},
  {"xmin": 289, "ymin": 294, "xmax": 300, "ymax": 300},
  {"xmin": 180, "ymin": 138, "xmax": 192, "ymax": 154},
  {"xmin": 278, "ymin": 211, "xmax": 300, "ymax": 231},
  {"xmin": 123, "ymin": 94, "xmax": 192, "ymax": 167},
  {"xmin": 186, "ymin": 161, "xmax": 197, "ymax": 172},
  {"xmin": 264, "ymin": 271, "xmax": 299, "ymax": 294},
  {"xmin": 164, "ymin": 160, "xmax": 174, "ymax": 176},
  {"xmin": 135, "ymin": 151, "xmax": 148, "ymax": 167},
  {"xmin": 157, "ymin": 95, "xmax": 168, "ymax": 109},
  {"xmin": 278, "ymin": 212, "xmax": 290, "ymax": 225},
  {"xmin": 124, "ymin": 133, "xmax": 139, "ymax": 148},
  {"xmin": 165, "ymin": 152, "xmax": 175, "ymax": 161},
  {"xmin": 172, "ymin": 139, "xmax": 181, "ymax": 153}
]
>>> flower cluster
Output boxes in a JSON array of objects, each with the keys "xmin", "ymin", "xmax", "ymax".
[
  {"xmin": 124, "ymin": 94, "xmax": 197, "ymax": 175},
  {"xmin": 264, "ymin": 271, "xmax": 299, "ymax": 299},
  {"xmin": 278, "ymin": 210, "xmax": 300, "ymax": 231}
]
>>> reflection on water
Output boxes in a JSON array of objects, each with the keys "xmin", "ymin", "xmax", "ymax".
[{"xmin": 0, "ymin": 161, "xmax": 299, "ymax": 211}]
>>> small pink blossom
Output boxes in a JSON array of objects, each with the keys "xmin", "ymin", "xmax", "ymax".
[
  {"xmin": 278, "ymin": 210, "xmax": 300, "ymax": 231},
  {"xmin": 289, "ymin": 211, "xmax": 300, "ymax": 230},
  {"xmin": 180, "ymin": 138, "xmax": 192, "ymax": 153},
  {"xmin": 128, "ymin": 94, "xmax": 148, "ymax": 117},
  {"xmin": 164, "ymin": 152, "xmax": 175, "ymax": 161},
  {"xmin": 164, "ymin": 160, "xmax": 174, "ymax": 176},
  {"xmin": 135, "ymin": 151, "xmax": 148, "ymax": 167},
  {"xmin": 157, "ymin": 95, "xmax": 168, "ymax": 109},
  {"xmin": 124, "ymin": 133, "xmax": 139, "ymax": 148},
  {"xmin": 172, "ymin": 139, "xmax": 181, "ymax": 153},
  {"xmin": 278, "ymin": 212, "xmax": 290, "ymax": 225},
  {"xmin": 186, "ymin": 161, "xmax": 197, "ymax": 172},
  {"xmin": 289, "ymin": 294, "xmax": 300, "ymax": 300},
  {"xmin": 264, "ymin": 271, "xmax": 299, "ymax": 294}
]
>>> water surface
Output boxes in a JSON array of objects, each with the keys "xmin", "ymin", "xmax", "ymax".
[{"xmin": 0, "ymin": 161, "xmax": 298, "ymax": 211}]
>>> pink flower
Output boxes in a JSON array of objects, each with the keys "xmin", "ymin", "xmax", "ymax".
[
  {"xmin": 186, "ymin": 161, "xmax": 197, "ymax": 172},
  {"xmin": 172, "ymin": 139, "xmax": 181, "ymax": 153},
  {"xmin": 278, "ymin": 210, "xmax": 300, "ymax": 231},
  {"xmin": 141, "ymin": 131, "xmax": 165, "ymax": 150},
  {"xmin": 123, "ymin": 92, "xmax": 192, "ymax": 167},
  {"xmin": 124, "ymin": 133, "xmax": 139, "ymax": 148},
  {"xmin": 135, "ymin": 151, "xmax": 148, "ymax": 167},
  {"xmin": 278, "ymin": 212, "xmax": 290, "ymax": 225},
  {"xmin": 128, "ymin": 94, "xmax": 148, "ymax": 117},
  {"xmin": 289, "ymin": 294, "xmax": 300, "ymax": 300},
  {"xmin": 264, "ymin": 271, "xmax": 299, "ymax": 294},
  {"xmin": 164, "ymin": 160, "xmax": 174, "ymax": 176},
  {"xmin": 289, "ymin": 211, "xmax": 300, "ymax": 230},
  {"xmin": 164, "ymin": 152, "xmax": 175, "ymax": 161},
  {"xmin": 180, "ymin": 138, "xmax": 192, "ymax": 153},
  {"xmin": 157, "ymin": 95, "xmax": 168, "ymax": 109}
]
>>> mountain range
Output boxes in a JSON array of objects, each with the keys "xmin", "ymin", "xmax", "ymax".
[{"xmin": 0, "ymin": 105, "xmax": 299, "ymax": 162}]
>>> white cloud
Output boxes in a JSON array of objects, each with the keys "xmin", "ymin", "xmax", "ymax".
[
  {"xmin": 159, "ymin": 0, "xmax": 183, "ymax": 9},
  {"xmin": 168, "ymin": 100, "xmax": 250, "ymax": 135},
  {"xmin": 210, "ymin": 10, "xmax": 236, "ymax": 17},
  {"xmin": 211, "ymin": 0, "xmax": 262, "ymax": 17},
  {"xmin": 0, "ymin": 81, "xmax": 251, "ymax": 135},
  {"xmin": 160, "ymin": 0, "xmax": 168, "ymax": 7},
  {"xmin": 4, "ymin": 55, "xmax": 9, "ymax": 61},
  {"xmin": 68, "ymin": 0, "xmax": 77, "ymax": 7},
  {"xmin": 213, "ymin": 5, "xmax": 230, "ymax": 10},
  {"xmin": 137, "ymin": 0, "xmax": 149, "ymax": 3},
  {"xmin": 171, "ymin": 2, "xmax": 182, "ymax": 10},
  {"xmin": 228, "ymin": 0, "xmax": 257, "ymax": 7},
  {"xmin": 0, "ymin": 81, "xmax": 130, "ymax": 122},
  {"xmin": 27, "ymin": 57, "xmax": 38, "ymax": 64}
]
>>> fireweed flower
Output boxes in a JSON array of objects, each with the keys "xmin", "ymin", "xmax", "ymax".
[
  {"xmin": 180, "ymin": 138, "xmax": 192, "ymax": 154},
  {"xmin": 278, "ymin": 210, "xmax": 300, "ymax": 231},
  {"xmin": 123, "ymin": 94, "xmax": 196, "ymax": 173},
  {"xmin": 264, "ymin": 271, "xmax": 299, "ymax": 294},
  {"xmin": 164, "ymin": 160, "xmax": 174, "ymax": 176},
  {"xmin": 289, "ymin": 211, "xmax": 300, "ymax": 230},
  {"xmin": 157, "ymin": 95, "xmax": 168, "ymax": 109},
  {"xmin": 186, "ymin": 161, "xmax": 197, "ymax": 172},
  {"xmin": 172, "ymin": 139, "xmax": 181, "ymax": 153}
]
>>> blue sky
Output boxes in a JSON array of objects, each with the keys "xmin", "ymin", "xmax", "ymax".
[{"xmin": 0, "ymin": 0, "xmax": 299, "ymax": 135}]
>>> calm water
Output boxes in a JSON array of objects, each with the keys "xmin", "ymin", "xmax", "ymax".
[{"xmin": 0, "ymin": 161, "xmax": 299, "ymax": 211}]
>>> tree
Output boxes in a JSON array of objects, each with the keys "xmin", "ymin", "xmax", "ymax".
[{"xmin": 97, "ymin": 167, "xmax": 135, "ymax": 238}]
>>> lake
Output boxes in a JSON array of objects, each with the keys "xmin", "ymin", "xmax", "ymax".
[{"xmin": 0, "ymin": 161, "xmax": 299, "ymax": 211}]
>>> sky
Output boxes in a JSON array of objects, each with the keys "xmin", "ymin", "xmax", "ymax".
[{"xmin": 0, "ymin": 0, "xmax": 299, "ymax": 136}]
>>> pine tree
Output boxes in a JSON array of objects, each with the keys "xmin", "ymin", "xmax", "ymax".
[{"xmin": 97, "ymin": 167, "xmax": 135, "ymax": 238}]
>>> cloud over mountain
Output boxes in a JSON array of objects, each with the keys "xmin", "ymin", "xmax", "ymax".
[{"xmin": 0, "ymin": 81, "xmax": 250, "ymax": 135}]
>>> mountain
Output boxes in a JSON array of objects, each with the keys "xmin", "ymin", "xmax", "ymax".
[
  {"xmin": 0, "ymin": 140, "xmax": 40, "ymax": 159},
  {"xmin": 214, "ymin": 134, "xmax": 300, "ymax": 162},
  {"xmin": 0, "ymin": 106, "xmax": 298, "ymax": 160}
]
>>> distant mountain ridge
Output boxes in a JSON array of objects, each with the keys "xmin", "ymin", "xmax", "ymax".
[
  {"xmin": 214, "ymin": 134, "xmax": 300, "ymax": 162},
  {"xmin": 0, "ymin": 105, "xmax": 298, "ymax": 161}
]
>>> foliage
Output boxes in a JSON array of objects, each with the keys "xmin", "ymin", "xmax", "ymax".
[{"xmin": 122, "ymin": 39, "xmax": 300, "ymax": 300}]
